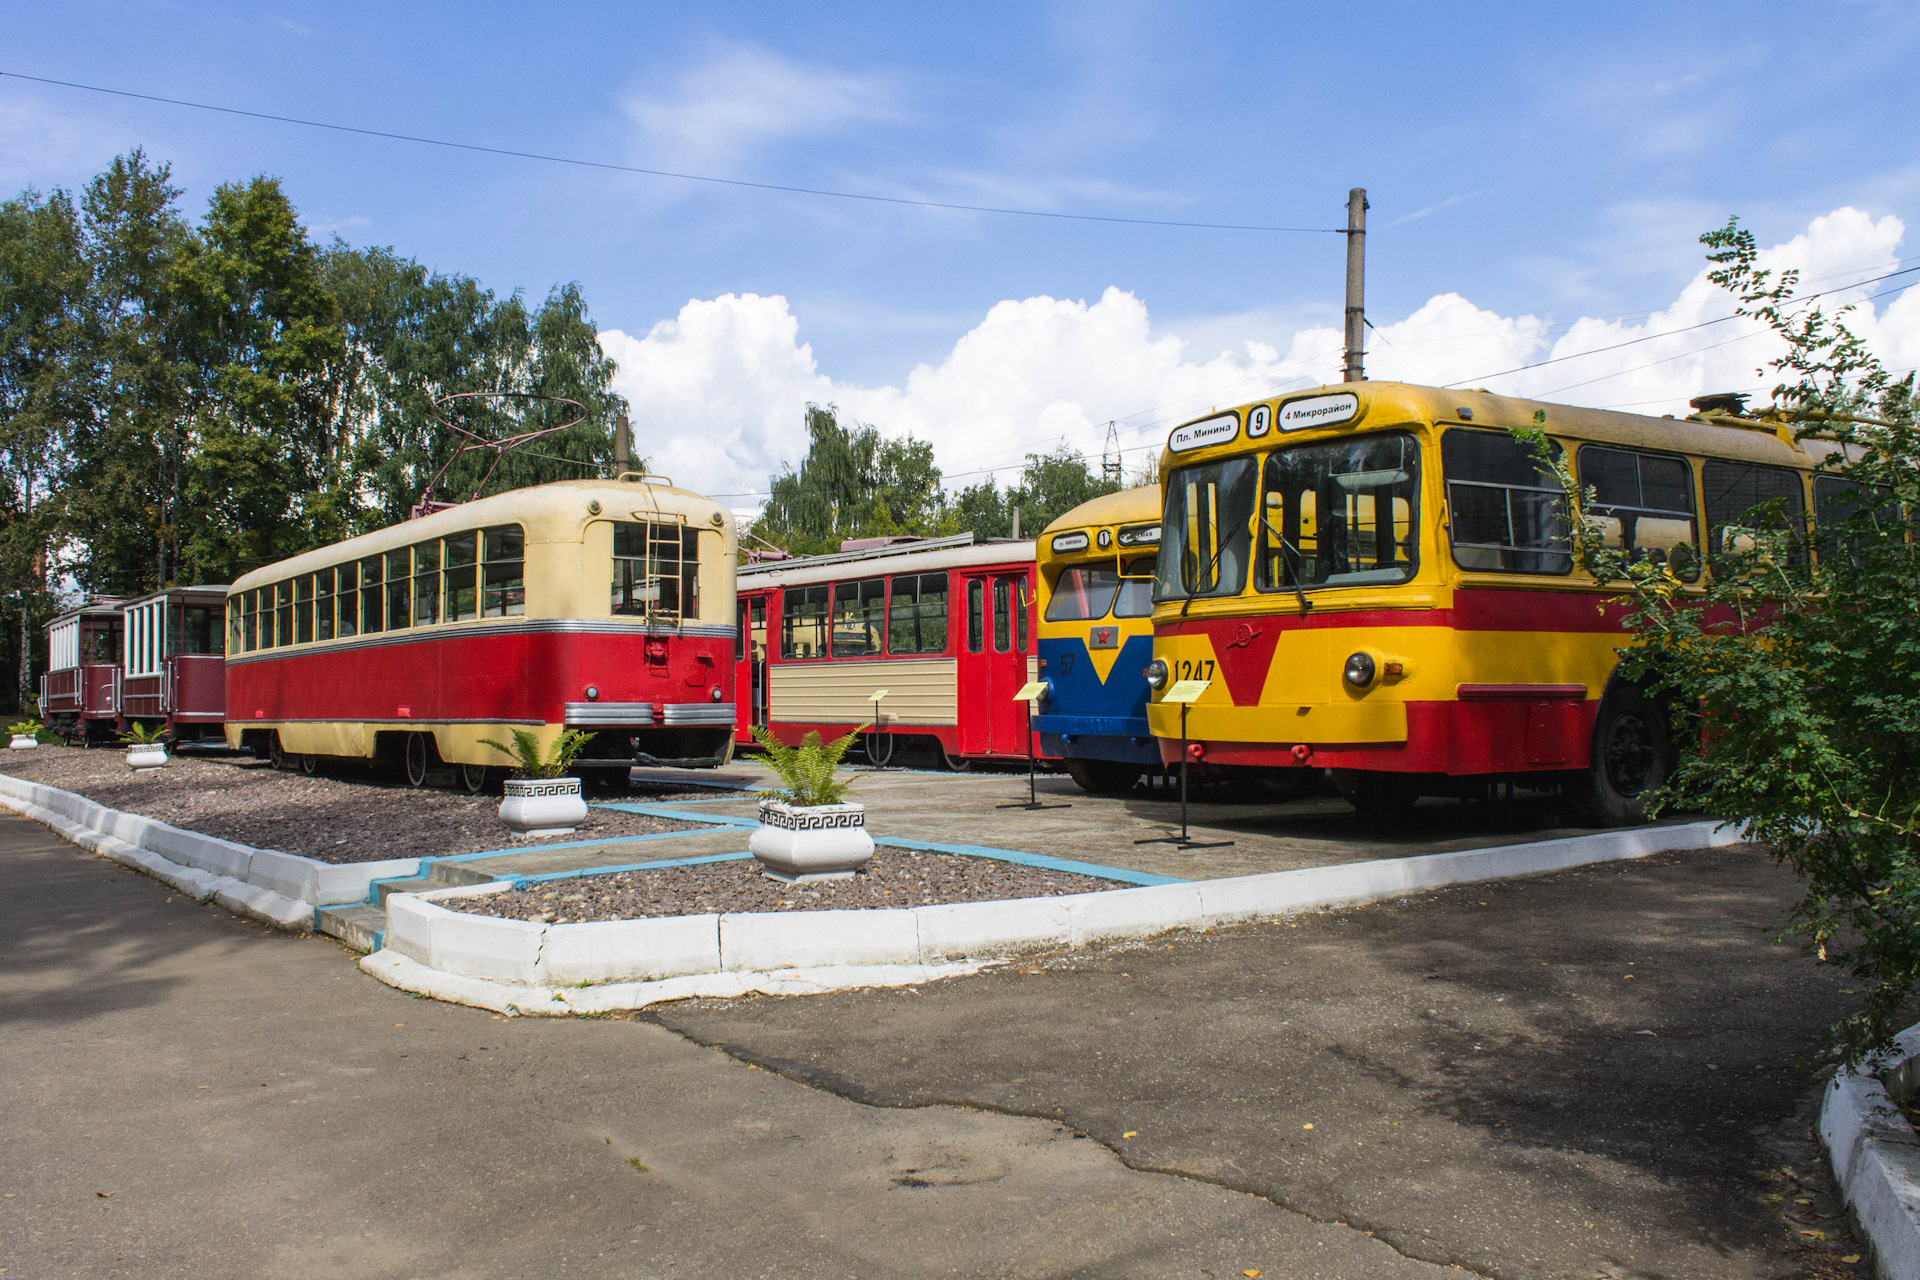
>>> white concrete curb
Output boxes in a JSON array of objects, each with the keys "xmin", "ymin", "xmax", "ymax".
[
  {"xmin": 364, "ymin": 817, "xmax": 1745, "ymax": 1011},
  {"xmin": 1822, "ymin": 1022, "xmax": 1920, "ymax": 1278},
  {"xmin": 0, "ymin": 772, "xmax": 421, "ymax": 931}
]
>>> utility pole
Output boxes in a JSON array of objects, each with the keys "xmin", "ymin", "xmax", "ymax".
[
  {"xmin": 613, "ymin": 411, "xmax": 631, "ymax": 474},
  {"xmin": 1101, "ymin": 421, "xmax": 1123, "ymax": 488},
  {"xmin": 1342, "ymin": 187, "xmax": 1368, "ymax": 384}
]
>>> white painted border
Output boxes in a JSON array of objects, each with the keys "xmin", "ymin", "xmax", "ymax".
[
  {"xmin": 1822, "ymin": 1022, "xmax": 1920, "ymax": 1279},
  {"xmin": 364, "ymin": 818, "xmax": 1745, "ymax": 1011},
  {"xmin": 0, "ymin": 772, "xmax": 420, "ymax": 928}
]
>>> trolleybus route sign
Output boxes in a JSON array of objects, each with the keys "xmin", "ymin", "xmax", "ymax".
[
  {"xmin": 1278, "ymin": 391, "xmax": 1360, "ymax": 431},
  {"xmin": 1167, "ymin": 412, "xmax": 1240, "ymax": 453}
]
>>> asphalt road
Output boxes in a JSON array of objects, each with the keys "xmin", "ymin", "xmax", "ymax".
[{"xmin": 0, "ymin": 813, "xmax": 1864, "ymax": 1279}]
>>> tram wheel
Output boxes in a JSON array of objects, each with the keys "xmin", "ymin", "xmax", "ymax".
[
  {"xmin": 940, "ymin": 747, "xmax": 971, "ymax": 772},
  {"xmin": 1064, "ymin": 758, "xmax": 1143, "ymax": 796},
  {"xmin": 268, "ymin": 733, "xmax": 288, "ymax": 771},
  {"xmin": 459, "ymin": 762, "xmax": 489, "ymax": 794},
  {"xmin": 300, "ymin": 753, "xmax": 319, "ymax": 776},
  {"xmin": 405, "ymin": 733, "xmax": 432, "ymax": 788},
  {"xmin": 864, "ymin": 731, "xmax": 896, "ymax": 768},
  {"xmin": 1570, "ymin": 683, "xmax": 1672, "ymax": 827}
]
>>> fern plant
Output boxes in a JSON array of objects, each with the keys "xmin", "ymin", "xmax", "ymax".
[
  {"xmin": 478, "ymin": 728, "xmax": 595, "ymax": 779},
  {"xmin": 751, "ymin": 725, "xmax": 864, "ymax": 807},
  {"xmin": 8, "ymin": 720, "xmax": 41, "ymax": 737},
  {"xmin": 120, "ymin": 722, "xmax": 168, "ymax": 746}
]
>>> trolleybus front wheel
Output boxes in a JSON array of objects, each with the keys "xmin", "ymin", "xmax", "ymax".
[
  {"xmin": 1571, "ymin": 683, "xmax": 1672, "ymax": 827},
  {"xmin": 1064, "ymin": 758, "xmax": 1142, "ymax": 796}
]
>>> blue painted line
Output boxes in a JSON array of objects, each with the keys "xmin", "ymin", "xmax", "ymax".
[
  {"xmin": 497, "ymin": 850, "xmax": 754, "ymax": 888},
  {"xmin": 872, "ymin": 836, "xmax": 1186, "ymax": 886},
  {"xmin": 593, "ymin": 802, "xmax": 760, "ymax": 827},
  {"xmin": 593, "ymin": 794, "xmax": 763, "ymax": 806},
  {"xmin": 631, "ymin": 775, "xmax": 765, "ymax": 791}
]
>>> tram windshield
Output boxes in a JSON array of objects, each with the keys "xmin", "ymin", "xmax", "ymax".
[
  {"xmin": 1049, "ymin": 557, "xmax": 1157, "ymax": 621},
  {"xmin": 1258, "ymin": 433, "xmax": 1420, "ymax": 589}
]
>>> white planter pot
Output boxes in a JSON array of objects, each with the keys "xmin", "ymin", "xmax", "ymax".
[
  {"xmin": 749, "ymin": 800, "xmax": 874, "ymax": 882},
  {"xmin": 126, "ymin": 743, "xmax": 168, "ymax": 772},
  {"xmin": 499, "ymin": 776, "xmax": 589, "ymax": 837},
  {"xmin": 9, "ymin": 733, "xmax": 37, "ymax": 750}
]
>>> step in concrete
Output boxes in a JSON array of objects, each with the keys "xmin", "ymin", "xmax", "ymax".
[{"xmin": 317, "ymin": 903, "xmax": 386, "ymax": 953}]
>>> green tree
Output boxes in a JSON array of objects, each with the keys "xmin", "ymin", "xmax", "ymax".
[
  {"xmin": 1530, "ymin": 216, "xmax": 1920, "ymax": 1067},
  {"xmin": 937, "ymin": 441, "xmax": 1121, "ymax": 540},
  {"xmin": 0, "ymin": 185, "xmax": 88, "ymax": 710},
  {"xmin": 755, "ymin": 405, "xmax": 945, "ymax": 555}
]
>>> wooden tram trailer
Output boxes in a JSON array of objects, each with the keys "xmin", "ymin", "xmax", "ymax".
[
  {"xmin": 120, "ymin": 585, "xmax": 230, "ymax": 744},
  {"xmin": 40, "ymin": 597, "xmax": 126, "ymax": 744},
  {"xmin": 735, "ymin": 534, "xmax": 1040, "ymax": 768},
  {"xmin": 224, "ymin": 476, "xmax": 739, "ymax": 788}
]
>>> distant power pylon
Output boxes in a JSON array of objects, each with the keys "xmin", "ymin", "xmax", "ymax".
[{"xmin": 1101, "ymin": 421, "xmax": 1123, "ymax": 487}]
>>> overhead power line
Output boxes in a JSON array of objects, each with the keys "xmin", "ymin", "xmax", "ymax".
[{"xmin": 1, "ymin": 70, "xmax": 1345, "ymax": 235}]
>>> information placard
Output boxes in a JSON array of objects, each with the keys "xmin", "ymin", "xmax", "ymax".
[{"xmin": 1161, "ymin": 679, "xmax": 1211, "ymax": 704}]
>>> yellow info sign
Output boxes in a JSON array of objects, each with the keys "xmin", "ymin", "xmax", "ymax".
[
  {"xmin": 1161, "ymin": 679, "xmax": 1211, "ymax": 704},
  {"xmin": 868, "ymin": 689, "xmax": 890, "ymax": 702},
  {"xmin": 1012, "ymin": 680, "xmax": 1051, "ymax": 703}
]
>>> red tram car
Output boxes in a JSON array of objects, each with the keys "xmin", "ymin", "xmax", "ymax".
[
  {"xmin": 120, "ymin": 585, "xmax": 230, "ymax": 744},
  {"xmin": 41, "ymin": 598, "xmax": 126, "ymax": 744},
  {"xmin": 224, "ymin": 477, "xmax": 739, "ymax": 788},
  {"xmin": 735, "ymin": 534, "xmax": 1039, "ymax": 767}
]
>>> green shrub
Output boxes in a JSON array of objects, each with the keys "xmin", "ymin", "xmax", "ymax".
[
  {"xmin": 120, "ymin": 722, "xmax": 168, "ymax": 746},
  {"xmin": 478, "ymin": 728, "xmax": 595, "ymax": 779},
  {"xmin": 750, "ymin": 725, "xmax": 864, "ymax": 807}
]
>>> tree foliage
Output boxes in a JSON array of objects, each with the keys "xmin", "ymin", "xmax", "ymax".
[
  {"xmin": 0, "ymin": 151, "xmax": 629, "ymax": 709},
  {"xmin": 1524, "ymin": 217, "xmax": 1920, "ymax": 1067}
]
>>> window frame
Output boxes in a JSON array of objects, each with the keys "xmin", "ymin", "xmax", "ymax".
[
  {"xmin": 1440, "ymin": 427, "xmax": 1572, "ymax": 576},
  {"xmin": 1576, "ymin": 444, "xmax": 1701, "ymax": 582},
  {"xmin": 779, "ymin": 584, "xmax": 831, "ymax": 660}
]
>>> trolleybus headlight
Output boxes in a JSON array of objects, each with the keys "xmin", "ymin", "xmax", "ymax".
[
  {"xmin": 1342, "ymin": 652, "xmax": 1376, "ymax": 688},
  {"xmin": 1145, "ymin": 658, "xmax": 1169, "ymax": 690}
]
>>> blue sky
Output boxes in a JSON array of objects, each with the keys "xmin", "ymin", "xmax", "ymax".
[{"xmin": 6, "ymin": 2, "xmax": 1920, "ymax": 499}]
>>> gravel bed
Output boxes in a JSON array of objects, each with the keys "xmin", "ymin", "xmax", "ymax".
[
  {"xmin": 0, "ymin": 746, "xmax": 697, "ymax": 863},
  {"xmin": 450, "ymin": 847, "xmax": 1124, "ymax": 922}
]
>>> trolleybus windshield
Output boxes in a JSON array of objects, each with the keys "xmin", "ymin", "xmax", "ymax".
[{"xmin": 1257, "ymin": 433, "xmax": 1420, "ymax": 590}]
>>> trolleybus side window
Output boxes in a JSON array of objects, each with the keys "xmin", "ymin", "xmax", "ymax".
[
  {"xmin": 315, "ymin": 569, "xmax": 335, "ymax": 642},
  {"xmin": 1257, "ymin": 433, "xmax": 1419, "ymax": 589},
  {"xmin": 1702, "ymin": 459, "xmax": 1805, "ymax": 564},
  {"xmin": 1157, "ymin": 456, "xmax": 1258, "ymax": 601},
  {"xmin": 444, "ymin": 532, "xmax": 479, "ymax": 622},
  {"xmin": 385, "ymin": 550, "xmax": 411, "ymax": 630},
  {"xmin": 337, "ymin": 561, "xmax": 359, "ymax": 637},
  {"xmin": 831, "ymin": 577, "xmax": 885, "ymax": 657},
  {"xmin": 1114, "ymin": 558, "xmax": 1156, "ymax": 617},
  {"xmin": 1045, "ymin": 563, "xmax": 1119, "ymax": 622},
  {"xmin": 1441, "ymin": 429, "xmax": 1571, "ymax": 574},
  {"xmin": 482, "ymin": 524, "xmax": 525, "ymax": 617},
  {"xmin": 966, "ymin": 579, "xmax": 984, "ymax": 652},
  {"xmin": 360, "ymin": 556, "xmax": 384, "ymax": 634},
  {"xmin": 1577, "ymin": 446, "xmax": 1700, "ymax": 580},
  {"xmin": 412, "ymin": 541, "xmax": 441, "ymax": 626},
  {"xmin": 887, "ymin": 572, "xmax": 948, "ymax": 654},
  {"xmin": 1811, "ymin": 474, "xmax": 1887, "ymax": 564},
  {"xmin": 612, "ymin": 522, "xmax": 699, "ymax": 621},
  {"xmin": 780, "ymin": 585, "xmax": 829, "ymax": 659},
  {"xmin": 275, "ymin": 581, "xmax": 293, "ymax": 648}
]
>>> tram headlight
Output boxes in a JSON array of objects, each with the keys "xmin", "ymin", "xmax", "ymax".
[
  {"xmin": 585, "ymin": 685, "xmax": 600, "ymax": 701},
  {"xmin": 710, "ymin": 686, "xmax": 724, "ymax": 702},
  {"xmin": 1145, "ymin": 658, "xmax": 1169, "ymax": 690},
  {"xmin": 1342, "ymin": 652, "xmax": 1377, "ymax": 689}
]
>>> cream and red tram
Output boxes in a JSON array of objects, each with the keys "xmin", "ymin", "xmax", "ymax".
[
  {"xmin": 734, "ymin": 534, "xmax": 1039, "ymax": 767},
  {"xmin": 1146, "ymin": 381, "xmax": 1839, "ymax": 823},
  {"xmin": 224, "ymin": 476, "xmax": 738, "ymax": 787}
]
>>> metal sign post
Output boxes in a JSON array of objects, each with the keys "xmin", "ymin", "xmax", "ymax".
[
  {"xmin": 866, "ymin": 689, "xmax": 892, "ymax": 768},
  {"xmin": 998, "ymin": 681, "xmax": 1070, "ymax": 811},
  {"xmin": 1136, "ymin": 679, "xmax": 1234, "ymax": 849}
]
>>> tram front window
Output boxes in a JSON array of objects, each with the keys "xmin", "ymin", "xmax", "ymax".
[
  {"xmin": 1156, "ymin": 457, "xmax": 1258, "ymax": 601},
  {"xmin": 1258, "ymin": 433, "xmax": 1420, "ymax": 589},
  {"xmin": 1045, "ymin": 564, "xmax": 1119, "ymax": 621}
]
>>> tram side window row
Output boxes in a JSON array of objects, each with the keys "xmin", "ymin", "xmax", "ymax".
[
  {"xmin": 778, "ymin": 571, "xmax": 972, "ymax": 660},
  {"xmin": 230, "ymin": 523, "xmax": 525, "ymax": 654}
]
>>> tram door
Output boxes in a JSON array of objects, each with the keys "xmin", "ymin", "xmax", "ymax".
[
  {"xmin": 957, "ymin": 572, "xmax": 1031, "ymax": 755},
  {"xmin": 734, "ymin": 594, "xmax": 769, "ymax": 739}
]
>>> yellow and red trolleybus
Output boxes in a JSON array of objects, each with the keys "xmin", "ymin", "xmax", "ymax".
[
  {"xmin": 1144, "ymin": 381, "xmax": 1835, "ymax": 824},
  {"xmin": 224, "ymin": 475, "xmax": 738, "ymax": 788},
  {"xmin": 734, "ymin": 534, "xmax": 1038, "ymax": 768}
]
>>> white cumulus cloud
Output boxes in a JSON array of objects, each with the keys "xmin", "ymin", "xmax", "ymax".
[{"xmin": 598, "ymin": 207, "xmax": 1920, "ymax": 512}]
